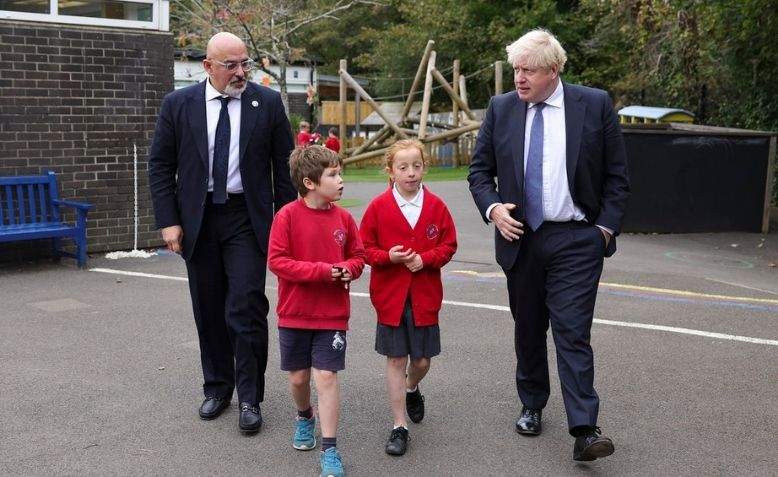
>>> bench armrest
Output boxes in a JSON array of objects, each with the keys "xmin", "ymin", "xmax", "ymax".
[{"xmin": 53, "ymin": 199, "xmax": 94, "ymax": 211}]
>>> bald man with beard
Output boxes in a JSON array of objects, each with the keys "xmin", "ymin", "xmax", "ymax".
[{"xmin": 149, "ymin": 32, "xmax": 297, "ymax": 433}]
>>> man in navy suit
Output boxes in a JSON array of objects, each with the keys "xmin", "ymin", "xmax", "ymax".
[
  {"xmin": 148, "ymin": 32, "xmax": 296, "ymax": 433},
  {"xmin": 468, "ymin": 29, "xmax": 629, "ymax": 461}
]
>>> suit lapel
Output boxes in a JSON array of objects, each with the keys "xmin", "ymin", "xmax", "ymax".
[
  {"xmin": 239, "ymin": 86, "xmax": 260, "ymax": 163},
  {"xmin": 509, "ymin": 94, "xmax": 528, "ymax": 206},
  {"xmin": 187, "ymin": 81, "xmax": 209, "ymax": 169},
  {"xmin": 564, "ymin": 83, "xmax": 585, "ymax": 197}
]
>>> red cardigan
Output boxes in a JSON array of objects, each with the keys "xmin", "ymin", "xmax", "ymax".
[
  {"xmin": 268, "ymin": 199, "xmax": 365, "ymax": 331},
  {"xmin": 360, "ymin": 186, "xmax": 457, "ymax": 327}
]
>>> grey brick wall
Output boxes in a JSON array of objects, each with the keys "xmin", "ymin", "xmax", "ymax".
[{"xmin": 0, "ymin": 20, "xmax": 173, "ymax": 262}]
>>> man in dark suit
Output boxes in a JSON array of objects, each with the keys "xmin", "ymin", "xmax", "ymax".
[
  {"xmin": 148, "ymin": 32, "xmax": 296, "ymax": 433},
  {"xmin": 468, "ymin": 28, "xmax": 629, "ymax": 461}
]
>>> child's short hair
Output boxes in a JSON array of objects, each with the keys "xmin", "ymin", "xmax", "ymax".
[
  {"xmin": 328, "ymin": 127, "xmax": 338, "ymax": 136},
  {"xmin": 384, "ymin": 139, "xmax": 426, "ymax": 170},
  {"xmin": 289, "ymin": 145, "xmax": 343, "ymax": 196},
  {"xmin": 299, "ymin": 120, "xmax": 310, "ymax": 130}
]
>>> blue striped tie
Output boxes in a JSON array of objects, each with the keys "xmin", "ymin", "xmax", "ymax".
[
  {"xmin": 212, "ymin": 96, "xmax": 231, "ymax": 204},
  {"xmin": 524, "ymin": 102, "xmax": 545, "ymax": 231}
]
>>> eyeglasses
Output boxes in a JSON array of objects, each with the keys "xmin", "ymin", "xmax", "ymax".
[{"xmin": 209, "ymin": 59, "xmax": 257, "ymax": 72}]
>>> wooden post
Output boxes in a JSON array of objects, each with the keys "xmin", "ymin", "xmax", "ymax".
[
  {"xmin": 352, "ymin": 125, "xmax": 390, "ymax": 156},
  {"xmin": 762, "ymin": 135, "xmax": 776, "ymax": 233},
  {"xmin": 431, "ymin": 68, "xmax": 475, "ymax": 120},
  {"xmin": 452, "ymin": 59, "xmax": 460, "ymax": 167},
  {"xmin": 401, "ymin": 40, "xmax": 435, "ymax": 123},
  {"xmin": 418, "ymin": 50, "xmax": 436, "ymax": 139},
  {"xmin": 354, "ymin": 93, "xmax": 361, "ymax": 138},
  {"xmin": 459, "ymin": 75, "xmax": 468, "ymax": 110},
  {"xmin": 339, "ymin": 59, "xmax": 347, "ymax": 153},
  {"xmin": 494, "ymin": 60, "xmax": 503, "ymax": 95},
  {"xmin": 339, "ymin": 69, "xmax": 408, "ymax": 139}
]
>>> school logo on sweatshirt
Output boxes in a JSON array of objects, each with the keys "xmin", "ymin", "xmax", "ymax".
[
  {"xmin": 426, "ymin": 223, "xmax": 439, "ymax": 239},
  {"xmin": 333, "ymin": 228, "xmax": 346, "ymax": 246},
  {"xmin": 331, "ymin": 332, "xmax": 346, "ymax": 351}
]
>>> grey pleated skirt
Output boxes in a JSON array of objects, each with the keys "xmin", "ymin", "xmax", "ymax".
[{"xmin": 375, "ymin": 298, "xmax": 441, "ymax": 359}]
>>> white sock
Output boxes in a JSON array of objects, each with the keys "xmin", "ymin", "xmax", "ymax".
[
  {"xmin": 406, "ymin": 386, "xmax": 417, "ymax": 393},
  {"xmin": 393, "ymin": 424, "xmax": 408, "ymax": 430}
]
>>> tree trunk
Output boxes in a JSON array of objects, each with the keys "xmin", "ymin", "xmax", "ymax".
[{"xmin": 278, "ymin": 60, "xmax": 289, "ymax": 115}]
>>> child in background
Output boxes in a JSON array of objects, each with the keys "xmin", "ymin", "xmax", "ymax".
[
  {"xmin": 268, "ymin": 145, "xmax": 365, "ymax": 477},
  {"xmin": 359, "ymin": 139, "xmax": 457, "ymax": 456}
]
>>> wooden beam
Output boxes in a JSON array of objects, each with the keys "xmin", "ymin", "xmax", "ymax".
[
  {"xmin": 401, "ymin": 40, "xmax": 435, "ymax": 122},
  {"xmin": 494, "ymin": 60, "xmax": 503, "ymax": 95},
  {"xmin": 339, "ymin": 59, "xmax": 347, "ymax": 154},
  {"xmin": 452, "ymin": 59, "xmax": 460, "ymax": 167},
  {"xmin": 418, "ymin": 50, "xmax": 436, "ymax": 139},
  {"xmin": 459, "ymin": 75, "xmax": 469, "ymax": 110},
  {"xmin": 431, "ymin": 67, "xmax": 475, "ymax": 120},
  {"xmin": 339, "ymin": 69, "xmax": 408, "ymax": 139},
  {"xmin": 763, "ymin": 135, "xmax": 776, "ymax": 234},
  {"xmin": 352, "ymin": 125, "xmax": 391, "ymax": 156}
]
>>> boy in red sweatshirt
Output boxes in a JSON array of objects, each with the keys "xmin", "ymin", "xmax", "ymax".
[{"xmin": 267, "ymin": 145, "xmax": 365, "ymax": 477}]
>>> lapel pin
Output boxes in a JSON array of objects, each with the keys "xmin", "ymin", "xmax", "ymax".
[{"xmin": 251, "ymin": 100, "xmax": 259, "ymax": 107}]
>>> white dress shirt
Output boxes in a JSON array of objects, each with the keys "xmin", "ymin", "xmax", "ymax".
[
  {"xmin": 205, "ymin": 79, "xmax": 243, "ymax": 193},
  {"xmin": 392, "ymin": 183, "xmax": 424, "ymax": 229}
]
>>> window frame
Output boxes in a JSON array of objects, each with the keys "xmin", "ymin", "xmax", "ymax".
[{"xmin": 0, "ymin": 0, "xmax": 169, "ymax": 31}]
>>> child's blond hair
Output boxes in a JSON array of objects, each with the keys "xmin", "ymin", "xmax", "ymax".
[{"xmin": 289, "ymin": 145, "xmax": 342, "ymax": 196}]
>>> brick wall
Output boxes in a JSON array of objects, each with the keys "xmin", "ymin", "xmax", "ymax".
[
  {"xmin": 0, "ymin": 20, "xmax": 173, "ymax": 262},
  {"xmin": 288, "ymin": 92, "xmax": 313, "ymax": 121}
]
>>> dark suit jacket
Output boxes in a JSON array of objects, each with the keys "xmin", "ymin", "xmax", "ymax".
[
  {"xmin": 148, "ymin": 81, "xmax": 297, "ymax": 260},
  {"xmin": 468, "ymin": 82, "xmax": 630, "ymax": 270}
]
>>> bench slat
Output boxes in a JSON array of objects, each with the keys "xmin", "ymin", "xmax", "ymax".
[
  {"xmin": 27, "ymin": 184, "xmax": 36, "ymax": 223},
  {"xmin": 38, "ymin": 183, "xmax": 48, "ymax": 222},
  {"xmin": 16, "ymin": 184, "xmax": 26, "ymax": 224},
  {"xmin": 4, "ymin": 186, "xmax": 15, "ymax": 225}
]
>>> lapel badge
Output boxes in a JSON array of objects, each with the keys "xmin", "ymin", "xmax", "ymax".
[{"xmin": 251, "ymin": 100, "xmax": 259, "ymax": 107}]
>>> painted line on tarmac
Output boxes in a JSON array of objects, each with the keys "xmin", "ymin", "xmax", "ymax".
[{"xmin": 89, "ymin": 267, "xmax": 778, "ymax": 347}]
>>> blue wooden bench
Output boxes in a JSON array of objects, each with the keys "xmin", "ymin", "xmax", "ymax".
[{"xmin": 0, "ymin": 171, "xmax": 94, "ymax": 268}]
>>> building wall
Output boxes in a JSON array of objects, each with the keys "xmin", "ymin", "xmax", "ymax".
[{"xmin": 0, "ymin": 20, "xmax": 173, "ymax": 261}]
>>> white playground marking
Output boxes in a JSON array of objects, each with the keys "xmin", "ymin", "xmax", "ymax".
[{"xmin": 89, "ymin": 267, "xmax": 778, "ymax": 347}]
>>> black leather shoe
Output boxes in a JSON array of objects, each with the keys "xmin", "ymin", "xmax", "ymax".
[
  {"xmin": 238, "ymin": 402, "xmax": 262, "ymax": 433},
  {"xmin": 573, "ymin": 427, "xmax": 614, "ymax": 461},
  {"xmin": 406, "ymin": 388, "xmax": 425, "ymax": 423},
  {"xmin": 515, "ymin": 407, "xmax": 542, "ymax": 435},
  {"xmin": 199, "ymin": 397, "xmax": 230, "ymax": 420},
  {"xmin": 385, "ymin": 427, "xmax": 409, "ymax": 456}
]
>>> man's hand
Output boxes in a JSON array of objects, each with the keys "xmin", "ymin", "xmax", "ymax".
[
  {"xmin": 161, "ymin": 225, "xmax": 183, "ymax": 254},
  {"xmin": 388, "ymin": 245, "xmax": 415, "ymax": 264},
  {"xmin": 489, "ymin": 203, "xmax": 524, "ymax": 241},
  {"xmin": 405, "ymin": 254, "xmax": 423, "ymax": 273}
]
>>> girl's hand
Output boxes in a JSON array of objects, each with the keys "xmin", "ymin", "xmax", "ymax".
[
  {"xmin": 331, "ymin": 266, "xmax": 343, "ymax": 280},
  {"xmin": 405, "ymin": 253, "xmax": 423, "ymax": 272},
  {"xmin": 388, "ymin": 245, "xmax": 415, "ymax": 264}
]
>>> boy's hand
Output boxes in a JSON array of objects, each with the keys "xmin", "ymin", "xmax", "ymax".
[
  {"xmin": 388, "ymin": 245, "xmax": 415, "ymax": 264},
  {"xmin": 331, "ymin": 266, "xmax": 350, "ymax": 290},
  {"xmin": 405, "ymin": 253, "xmax": 423, "ymax": 273}
]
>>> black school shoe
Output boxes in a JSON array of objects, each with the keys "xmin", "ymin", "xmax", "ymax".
[
  {"xmin": 515, "ymin": 407, "xmax": 542, "ymax": 435},
  {"xmin": 385, "ymin": 427, "xmax": 409, "ymax": 456},
  {"xmin": 573, "ymin": 427, "xmax": 615, "ymax": 461},
  {"xmin": 406, "ymin": 388, "xmax": 425, "ymax": 423}
]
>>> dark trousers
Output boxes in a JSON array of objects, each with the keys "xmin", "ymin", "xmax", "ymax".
[
  {"xmin": 185, "ymin": 194, "xmax": 269, "ymax": 405},
  {"xmin": 505, "ymin": 221, "xmax": 605, "ymax": 434}
]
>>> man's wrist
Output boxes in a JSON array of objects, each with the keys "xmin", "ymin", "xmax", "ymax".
[{"xmin": 485, "ymin": 203, "xmax": 501, "ymax": 222}]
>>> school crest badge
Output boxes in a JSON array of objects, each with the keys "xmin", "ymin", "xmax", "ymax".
[
  {"xmin": 331, "ymin": 332, "xmax": 346, "ymax": 351},
  {"xmin": 425, "ymin": 223, "xmax": 439, "ymax": 239},
  {"xmin": 333, "ymin": 228, "xmax": 346, "ymax": 246}
]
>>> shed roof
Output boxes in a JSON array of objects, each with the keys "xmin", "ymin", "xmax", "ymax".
[{"xmin": 618, "ymin": 106, "xmax": 695, "ymax": 120}]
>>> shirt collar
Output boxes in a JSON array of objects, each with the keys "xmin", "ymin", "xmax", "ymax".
[
  {"xmin": 205, "ymin": 78, "xmax": 242, "ymax": 101},
  {"xmin": 529, "ymin": 79, "xmax": 563, "ymax": 109},
  {"xmin": 392, "ymin": 183, "xmax": 423, "ymax": 208}
]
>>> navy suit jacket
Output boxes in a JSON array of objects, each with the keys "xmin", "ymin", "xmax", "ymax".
[
  {"xmin": 148, "ymin": 81, "xmax": 297, "ymax": 260},
  {"xmin": 468, "ymin": 82, "xmax": 630, "ymax": 270}
]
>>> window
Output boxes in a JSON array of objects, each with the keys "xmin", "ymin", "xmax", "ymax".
[
  {"xmin": 293, "ymin": 70, "xmax": 299, "ymax": 79},
  {"xmin": 0, "ymin": 0, "xmax": 168, "ymax": 30}
]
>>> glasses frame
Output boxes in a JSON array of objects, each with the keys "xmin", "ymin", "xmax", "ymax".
[{"xmin": 209, "ymin": 58, "xmax": 257, "ymax": 72}]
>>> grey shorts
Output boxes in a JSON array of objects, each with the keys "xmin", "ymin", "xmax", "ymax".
[
  {"xmin": 375, "ymin": 299, "xmax": 441, "ymax": 359},
  {"xmin": 279, "ymin": 328, "xmax": 347, "ymax": 372}
]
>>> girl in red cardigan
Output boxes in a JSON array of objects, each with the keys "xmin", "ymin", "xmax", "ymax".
[{"xmin": 359, "ymin": 139, "xmax": 457, "ymax": 456}]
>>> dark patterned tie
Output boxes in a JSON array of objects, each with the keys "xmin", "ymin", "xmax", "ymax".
[
  {"xmin": 212, "ymin": 95, "xmax": 231, "ymax": 204},
  {"xmin": 524, "ymin": 102, "xmax": 545, "ymax": 231}
]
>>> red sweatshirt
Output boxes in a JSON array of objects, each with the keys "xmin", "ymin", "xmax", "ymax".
[
  {"xmin": 268, "ymin": 199, "xmax": 365, "ymax": 330},
  {"xmin": 360, "ymin": 186, "xmax": 457, "ymax": 327}
]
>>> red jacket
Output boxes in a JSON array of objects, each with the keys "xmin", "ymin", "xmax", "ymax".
[
  {"xmin": 360, "ymin": 186, "xmax": 457, "ymax": 327},
  {"xmin": 268, "ymin": 199, "xmax": 365, "ymax": 330}
]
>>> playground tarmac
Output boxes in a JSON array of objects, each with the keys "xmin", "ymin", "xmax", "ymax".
[{"xmin": 1, "ymin": 180, "xmax": 777, "ymax": 476}]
